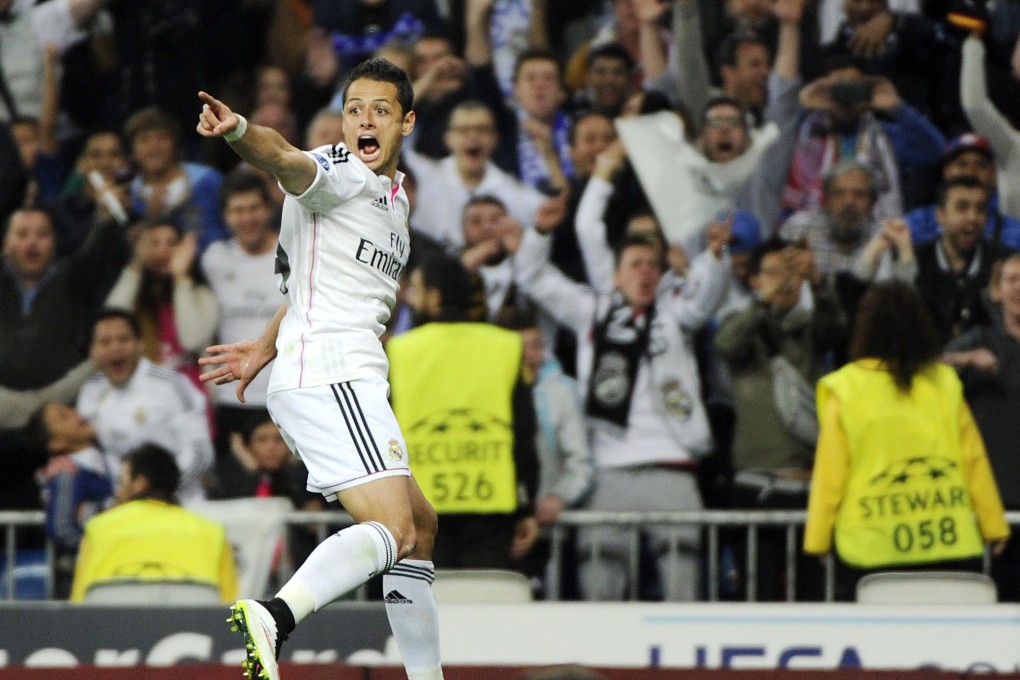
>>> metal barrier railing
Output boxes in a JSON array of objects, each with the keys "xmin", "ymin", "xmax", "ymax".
[
  {"xmin": 1, "ymin": 509, "xmax": 1012, "ymax": 602},
  {"xmin": 548, "ymin": 509, "xmax": 825, "ymax": 602}
]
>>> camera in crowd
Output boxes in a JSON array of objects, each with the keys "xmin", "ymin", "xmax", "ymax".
[{"xmin": 828, "ymin": 79, "xmax": 874, "ymax": 108}]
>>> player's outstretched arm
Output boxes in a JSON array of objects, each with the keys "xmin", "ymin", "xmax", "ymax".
[
  {"xmin": 198, "ymin": 304, "xmax": 286, "ymax": 403},
  {"xmin": 197, "ymin": 91, "xmax": 317, "ymax": 195}
]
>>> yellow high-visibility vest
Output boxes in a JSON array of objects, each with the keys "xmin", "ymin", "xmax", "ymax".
[
  {"xmin": 388, "ymin": 323, "xmax": 521, "ymax": 514},
  {"xmin": 70, "ymin": 499, "xmax": 237, "ymax": 601},
  {"xmin": 820, "ymin": 361, "xmax": 984, "ymax": 568}
]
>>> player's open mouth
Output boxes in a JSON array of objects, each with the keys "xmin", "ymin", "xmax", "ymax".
[{"xmin": 358, "ymin": 135, "xmax": 381, "ymax": 161}]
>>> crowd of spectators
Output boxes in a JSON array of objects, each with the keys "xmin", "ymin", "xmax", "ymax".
[{"xmin": 2, "ymin": 0, "xmax": 1020, "ymax": 603}]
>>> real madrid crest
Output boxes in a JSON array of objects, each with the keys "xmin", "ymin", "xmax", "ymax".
[
  {"xmin": 388, "ymin": 438, "xmax": 404, "ymax": 461},
  {"xmin": 592, "ymin": 351, "xmax": 630, "ymax": 408},
  {"xmin": 661, "ymin": 380, "xmax": 693, "ymax": 420}
]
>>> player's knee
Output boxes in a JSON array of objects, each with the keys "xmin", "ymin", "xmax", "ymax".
[{"xmin": 390, "ymin": 518, "xmax": 418, "ymax": 558}]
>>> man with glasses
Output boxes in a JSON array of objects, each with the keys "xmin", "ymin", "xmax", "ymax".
[{"xmin": 699, "ymin": 96, "xmax": 752, "ymax": 163}]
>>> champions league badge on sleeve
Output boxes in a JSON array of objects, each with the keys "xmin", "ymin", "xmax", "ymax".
[
  {"xmin": 592, "ymin": 352, "xmax": 630, "ymax": 408},
  {"xmin": 312, "ymin": 153, "xmax": 332, "ymax": 173}
]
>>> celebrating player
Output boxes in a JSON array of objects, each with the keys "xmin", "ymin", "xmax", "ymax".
[{"xmin": 196, "ymin": 58, "xmax": 443, "ymax": 680}]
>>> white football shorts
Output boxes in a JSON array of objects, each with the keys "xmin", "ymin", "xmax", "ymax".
[{"xmin": 266, "ymin": 373, "xmax": 411, "ymax": 500}]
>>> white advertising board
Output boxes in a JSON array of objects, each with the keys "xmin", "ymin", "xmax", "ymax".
[
  {"xmin": 439, "ymin": 603, "xmax": 1020, "ymax": 673},
  {"xmin": 2, "ymin": 602, "xmax": 1018, "ymax": 672}
]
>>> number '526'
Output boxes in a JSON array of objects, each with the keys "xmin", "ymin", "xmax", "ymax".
[{"xmin": 433, "ymin": 472, "xmax": 494, "ymax": 502}]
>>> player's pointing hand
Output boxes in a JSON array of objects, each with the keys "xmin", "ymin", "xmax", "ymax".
[{"xmin": 196, "ymin": 91, "xmax": 240, "ymax": 139}]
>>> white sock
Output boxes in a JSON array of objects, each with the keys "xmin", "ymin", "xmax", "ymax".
[
  {"xmin": 280, "ymin": 521, "xmax": 397, "ymax": 615},
  {"xmin": 384, "ymin": 559, "xmax": 443, "ymax": 679}
]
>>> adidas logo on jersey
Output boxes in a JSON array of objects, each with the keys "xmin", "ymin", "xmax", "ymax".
[
  {"xmin": 384, "ymin": 589, "xmax": 413, "ymax": 604},
  {"xmin": 370, "ymin": 195, "xmax": 389, "ymax": 212}
]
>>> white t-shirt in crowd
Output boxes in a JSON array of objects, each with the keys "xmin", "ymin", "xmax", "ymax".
[
  {"xmin": 403, "ymin": 152, "xmax": 546, "ymax": 250},
  {"xmin": 77, "ymin": 358, "xmax": 213, "ymax": 502},
  {"xmin": 201, "ymin": 238, "xmax": 281, "ymax": 407}
]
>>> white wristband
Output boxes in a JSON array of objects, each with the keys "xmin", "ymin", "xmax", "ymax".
[{"xmin": 224, "ymin": 115, "xmax": 248, "ymax": 142}]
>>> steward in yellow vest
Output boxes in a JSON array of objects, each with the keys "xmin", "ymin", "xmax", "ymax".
[
  {"xmin": 70, "ymin": 444, "xmax": 237, "ymax": 602},
  {"xmin": 387, "ymin": 253, "xmax": 539, "ymax": 568},
  {"xmin": 805, "ymin": 283, "xmax": 1009, "ymax": 601},
  {"xmin": 804, "ymin": 359, "xmax": 1008, "ymax": 569}
]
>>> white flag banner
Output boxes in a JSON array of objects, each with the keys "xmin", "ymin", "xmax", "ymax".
[
  {"xmin": 188, "ymin": 496, "xmax": 293, "ymax": 599},
  {"xmin": 615, "ymin": 112, "xmax": 779, "ymax": 243}
]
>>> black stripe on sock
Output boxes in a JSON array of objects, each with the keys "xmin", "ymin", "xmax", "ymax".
[
  {"xmin": 388, "ymin": 564, "xmax": 435, "ymax": 584},
  {"xmin": 365, "ymin": 521, "xmax": 395, "ymax": 571},
  {"xmin": 389, "ymin": 562, "xmax": 435, "ymax": 579}
]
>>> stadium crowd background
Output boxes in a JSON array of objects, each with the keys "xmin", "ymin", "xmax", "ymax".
[{"xmin": 2, "ymin": 0, "xmax": 1020, "ymax": 604}]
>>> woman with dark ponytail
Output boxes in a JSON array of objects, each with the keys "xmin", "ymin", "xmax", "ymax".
[{"xmin": 803, "ymin": 281, "xmax": 1009, "ymax": 600}]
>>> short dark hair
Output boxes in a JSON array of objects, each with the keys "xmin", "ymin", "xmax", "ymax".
[
  {"xmin": 749, "ymin": 235, "xmax": 790, "ymax": 275},
  {"xmin": 512, "ymin": 48, "xmax": 561, "ymax": 83},
  {"xmin": 3, "ymin": 206, "xmax": 55, "ymax": 241},
  {"xmin": 935, "ymin": 175, "xmax": 988, "ymax": 208},
  {"xmin": 122, "ymin": 106, "xmax": 182, "ymax": 148},
  {"xmin": 91, "ymin": 307, "xmax": 142, "ymax": 340},
  {"xmin": 415, "ymin": 251, "xmax": 472, "ymax": 315},
  {"xmin": 137, "ymin": 216, "xmax": 182, "ymax": 236},
  {"xmin": 613, "ymin": 232, "xmax": 661, "ymax": 269},
  {"xmin": 849, "ymin": 281, "xmax": 941, "ymax": 392},
  {"xmin": 714, "ymin": 31, "xmax": 769, "ymax": 73},
  {"xmin": 568, "ymin": 111, "xmax": 613, "ymax": 146},
  {"xmin": 819, "ymin": 44, "xmax": 869, "ymax": 77},
  {"xmin": 587, "ymin": 42, "xmax": 634, "ymax": 72},
  {"xmin": 124, "ymin": 443, "xmax": 180, "ymax": 502},
  {"xmin": 445, "ymin": 100, "xmax": 496, "ymax": 138},
  {"xmin": 463, "ymin": 194, "xmax": 507, "ymax": 216},
  {"xmin": 240, "ymin": 410, "xmax": 275, "ymax": 445},
  {"xmin": 220, "ymin": 166, "xmax": 272, "ymax": 210},
  {"xmin": 340, "ymin": 57, "xmax": 414, "ymax": 116},
  {"xmin": 497, "ymin": 306, "xmax": 539, "ymax": 332}
]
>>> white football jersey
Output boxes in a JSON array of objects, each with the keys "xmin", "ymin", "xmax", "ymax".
[
  {"xmin": 77, "ymin": 358, "xmax": 214, "ymax": 502},
  {"xmin": 269, "ymin": 144, "xmax": 410, "ymax": 392},
  {"xmin": 201, "ymin": 239, "xmax": 281, "ymax": 406}
]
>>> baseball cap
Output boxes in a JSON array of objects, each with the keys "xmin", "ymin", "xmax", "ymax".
[
  {"xmin": 943, "ymin": 133, "xmax": 993, "ymax": 166},
  {"xmin": 726, "ymin": 209, "xmax": 763, "ymax": 254}
]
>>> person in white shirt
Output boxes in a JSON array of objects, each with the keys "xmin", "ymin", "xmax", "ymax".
[
  {"xmin": 0, "ymin": 0, "xmax": 111, "ymax": 124},
  {"xmin": 510, "ymin": 215, "xmax": 732, "ymax": 602},
  {"xmin": 77, "ymin": 308, "xmax": 213, "ymax": 504},
  {"xmin": 200, "ymin": 168, "xmax": 282, "ymax": 466},
  {"xmin": 402, "ymin": 99, "xmax": 545, "ymax": 250},
  {"xmin": 195, "ymin": 58, "xmax": 443, "ymax": 680}
]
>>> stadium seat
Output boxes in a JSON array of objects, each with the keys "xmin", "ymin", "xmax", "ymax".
[
  {"xmin": 83, "ymin": 581, "xmax": 222, "ymax": 605},
  {"xmin": 431, "ymin": 569, "xmax": 534, "ymax": 603},
  {"xmin": 0, "ymin": 550, "xmax": 48, "ymax": 600},
  {"xmin": 855, "ymin": 571, "xmax": 997, "ymax": 604}
]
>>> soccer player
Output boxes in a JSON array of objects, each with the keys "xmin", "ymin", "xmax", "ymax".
[{"xmin": 196, "ymin": 59, "xmax": 442, "ymax": 680}]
